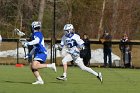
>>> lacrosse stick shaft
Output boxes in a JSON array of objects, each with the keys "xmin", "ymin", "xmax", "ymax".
[{"xmin": 23, "ymin": 47, "xmax": 26, "ymax": 57}]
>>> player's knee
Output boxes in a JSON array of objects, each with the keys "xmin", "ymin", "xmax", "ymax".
[
  {"xmin": 31, "ymin": 61, "xmax": 39, "ymax": 69},
  {"xmin": 31, "ymin": 63, "xmax": 37, "ymax": 69},
  {"xmin": 62, "ymin": 60, "xmax": 67, "ymax": 65},
  {"xmin": 31, "ymin": 69, "xmax": 38, "ymax": 72}
]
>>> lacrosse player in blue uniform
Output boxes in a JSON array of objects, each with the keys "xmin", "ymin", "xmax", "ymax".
[
  {"xmin": 22, "ymin": 21, "xmax": 57, "ymax": 84},
  {"xmin": 56, "ymin": 24, "xmax": 103, "ymax": 83}
]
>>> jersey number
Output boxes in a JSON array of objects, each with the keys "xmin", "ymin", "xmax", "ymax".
[{"xmin": 67, "ymin": 39, "xmax": 76, "ymax": 48}]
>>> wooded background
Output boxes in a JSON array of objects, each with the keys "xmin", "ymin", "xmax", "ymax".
[{"xmin": 0, "ymin": 0, "xmax": 140, "ymax": 39}]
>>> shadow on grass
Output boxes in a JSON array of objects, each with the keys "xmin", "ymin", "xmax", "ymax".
[
  {"xmin": 4, "ymin": 80, "xmax": 64, "ymax": 85},
  {"xmin": 4, "ymin": 80, "xmax": 31, "ymax": 84}
]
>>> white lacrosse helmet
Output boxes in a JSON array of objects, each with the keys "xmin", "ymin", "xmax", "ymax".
[
  {"xmin": 63, "ymin": 24, "xmax": 74, "ymax": 31},
  {"xmin": 63, "ymin": 24, "xmax": 74, "ymax": 37},
  {"xmin": 31, "ymin": 21, "xmax": 41, "ymax": 29}
]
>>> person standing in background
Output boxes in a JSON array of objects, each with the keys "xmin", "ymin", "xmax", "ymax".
[
  {"xmin": 82, "ymin": 33, "xmax": 91, "ymax": 66},
  {"xmin": 100, "ymin": 32, "xmax": 112, "ymax": 67},
  {"xmin": 119, "ymin": 34, "xmax": 132, "ymax": 68}
]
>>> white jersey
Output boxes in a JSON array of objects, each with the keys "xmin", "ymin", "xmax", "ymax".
[
  {"xmin": 60, "ymin": 33, "xmax": 99, "ymax": 78},
  {"xmin": 60, "ymin": 34, "xmax": 84, "ymax": 56}
]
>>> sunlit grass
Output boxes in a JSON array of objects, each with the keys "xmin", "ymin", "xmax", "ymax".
[{"xmin": 0, "ymin": 66, "xmax": 140, "ymax": 93}]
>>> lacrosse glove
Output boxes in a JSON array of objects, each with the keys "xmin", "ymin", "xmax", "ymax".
[
  {"xmin": 22, "ymin": 42, "xmax": 29, "ymax": 48},
  {"xmin": 54, "ymin": 44, "xmax": 62, "ymax": 51},
  {"xmin": 24, "ymin": 54, "xmax": 32, "ymax": 60}
]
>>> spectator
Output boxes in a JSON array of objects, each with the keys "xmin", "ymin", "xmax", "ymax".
[
  {"xmin": 82, "ymin": 33, "xmax": 91, "ymax": 66},
  {"xmin": 119, "ymin": 34, "xmax": 132, "ymax": 68},
  {"xmin": 100, "ymin": 32, "xmax": 112, "ymax": 67}
]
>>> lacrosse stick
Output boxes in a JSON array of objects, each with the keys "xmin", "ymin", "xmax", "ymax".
[
  {"xmin": 19, "ymin": 38, "xmax": 27, "ymax": 58},
  {"xmin": 14, "ymin": 28, "xmax": 25, "ymax": 37},
  {"xmin": 14, "ymin": 28, "xmax": 27, "ymax": 58}
]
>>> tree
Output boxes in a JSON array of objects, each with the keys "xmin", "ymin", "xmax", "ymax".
[
  {"xmin": 98, "ymin": 0, "xmax": 106, "ymax": 38},
  {"xmin": 112, "ymin": 0, "xmax": 119, "ymax": 38},
  {"xmin": 38, "ymin": 0, "xmax": 46, "ymax": 23}
]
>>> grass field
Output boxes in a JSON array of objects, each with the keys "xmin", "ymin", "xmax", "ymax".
[{"xmin": 0, "ymin": 65, "xmax": 140, "ymax": 93}]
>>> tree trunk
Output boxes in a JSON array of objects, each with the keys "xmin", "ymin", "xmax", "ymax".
[
  {"xmin": 65, "ymin": 0, "xmax": 73, "ymax": 23},
  {"xmin": 38, "ymin": 0, "xmax": 46, "ymax": 23},
  {"xmin": 112, "ymin": 0, "xmax": 119, "ymax": 38},
  {"xmin": 98, "ymin": 0, "xmax": 106, "ymax": 39}
]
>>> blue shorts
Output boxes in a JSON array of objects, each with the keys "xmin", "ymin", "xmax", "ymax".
[{"xmin": 34, "ymin": 52, "xmax": 47, "ymax": 64}]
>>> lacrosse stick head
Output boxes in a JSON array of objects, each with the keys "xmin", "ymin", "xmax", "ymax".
[
  {"xmin": 14, "ymin": 28, "xmax": 25, "ymax": 37},
  {"xmin": 19, "ymin": 38, "xmax": 27, "ymax": 42},
  {"xmin": 19, "ymin": 38, "xmax": 28, "ymax": 47}
]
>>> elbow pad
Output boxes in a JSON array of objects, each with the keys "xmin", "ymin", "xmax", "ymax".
[{"xmin": 28, "ymin": 37, "xmax": 40, "ymax": 45}]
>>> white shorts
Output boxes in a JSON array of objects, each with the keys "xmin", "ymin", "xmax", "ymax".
[
  {"xmin": 62, "ymin": 54, "xmax": 73, "ymax": 64},
  {"xmin": 62, "ymin": 53, "xmax": 83, "ymax": 65}
]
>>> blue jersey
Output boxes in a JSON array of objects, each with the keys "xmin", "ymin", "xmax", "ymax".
[
  {"xmin": 32, "ymin": 32, "xmax": 47, "ymax": 53},
  {"xmin": 29, "ymin": 31, "xmax": 47, "ymax": 62}
]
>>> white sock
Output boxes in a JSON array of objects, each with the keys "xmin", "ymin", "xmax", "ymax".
[
  {"xmin": 63, "ymin": 73, "xmax": 67, "ymax": 77},
  {"xmin": 46, "ymin": 64, "xmax": 52, "ymax": 68},
  {"xmin": 85, "ymin": 67, "xmax": 98, "ymax": 76},
  {"xmin": 37, "ymin": 76, "xmax": 43, "ymax": 81},
  {"xmin": 77, "ymin": 61, "xmax": 98, "ymax": 76}
]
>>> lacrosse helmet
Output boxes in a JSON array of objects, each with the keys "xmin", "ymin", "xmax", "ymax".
[
  {"xmin": 63, "ymin": 24, "xmax": 74, "ymax": 37},
  {"xmin": 31, "ymin": 21, "xmax": 41, "ymax": 31}
]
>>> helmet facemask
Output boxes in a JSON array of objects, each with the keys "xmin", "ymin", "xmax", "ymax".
[
  {"xmin": 63, "ymin": 24, "xmax": 74, "ymax": 37},
  {"xmin": 64, "ymin": 29, "xmax": 74, "ymax": 37},
  {"xmin": 31, "ymin": 21, "xmax": 41, "ymax": 32}
]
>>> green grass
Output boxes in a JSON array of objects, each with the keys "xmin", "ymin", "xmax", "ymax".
[{"xmin": 0, "ymin": 65, "xmax": 140, "ymax": 93}]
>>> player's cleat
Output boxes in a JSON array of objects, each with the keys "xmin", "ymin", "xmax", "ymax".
[
  {"xmin": 97, "ymin": 72, "xmax": 103, "ymax": 83},
  {"xmin": 56, "ymin": 76, "xmax": 67, "ymax": 81},
  {"xmin": 32, "ymin": 80, "xmax": 44, "ymax": 84},
  {"xmin": 51, "ymin": 63, "xmax": 57, "ymax": 72}
]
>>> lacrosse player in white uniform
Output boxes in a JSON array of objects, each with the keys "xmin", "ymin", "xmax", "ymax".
[
  {"xmin": 22, "ymin": 21, "xmax": 57, "ymax": 84},
  {"xmin": 56, "ymin": 24, "xmax": 103, "ymax": 83}
]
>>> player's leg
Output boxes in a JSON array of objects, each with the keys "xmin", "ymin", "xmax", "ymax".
[
  {"xmin": 32, "ymin": 61, "xmax": 56, "ymax": 72},
  {"xmin": 103, "ymin": 49, "xmax": 107, "ymax": 67},
  {"xmin": 56, "ymin": 63, "xmax": 68, "ymax": 81},
  {"xmin": 108, "ymin": 49, "xmax": 112, "ymax": 67},
  {"xmin": 128, "ymin": 52, "xmax": 131, "ymax": 67},
  {"xmin": 31, "ymin": 53, "xmax": 56, "ymax": 84},
  {"xmin": 56, "ymin": 54, "xmax": 73, "ymax": 80},
  {"xmin": 31, "ymin": 61, "xmax": 56, "ymax": 84},
  {"xmin": 76, "ymin": 57, "xmax": 98, "ymax": 76},
  {"xmin": 31, "ymin": 61, "xmax": 44, "ymax": 84},
  {"xmin": 33, "ymin": 53, "xmax": 57, "ymax": 71},
  {"xmin": 75, "ymin": 57, "xmax": 103, "ymax": 83}
]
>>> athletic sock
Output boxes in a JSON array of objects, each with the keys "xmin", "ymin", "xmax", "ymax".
[
  {"xmin": 63, "ymin": 73, "xmax": 67, "ymax": 77},
  {"xmin": 46, "ymin": 64, "xmax": 53, "ymax": 68},
  {"xmin": 37, "ymin": 76, "xmax": 43, "ymax": 81}
]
